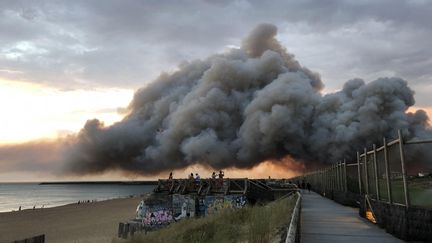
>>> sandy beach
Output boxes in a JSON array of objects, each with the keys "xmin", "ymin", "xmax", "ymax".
[{"xmin": 0, "ymin": 197, "xmax": 143, "ymax": 243}]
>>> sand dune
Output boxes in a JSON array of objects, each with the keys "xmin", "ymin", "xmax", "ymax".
[{"xmin": 0, "ymin": 197, "xmax": 143, "ymax": 243}]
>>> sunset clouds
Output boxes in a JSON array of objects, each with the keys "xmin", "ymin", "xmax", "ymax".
[{"xmin": 0, "ymin": 79, "xmax": 132, "ymax": 143}]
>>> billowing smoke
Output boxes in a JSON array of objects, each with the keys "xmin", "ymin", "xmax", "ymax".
[{"xmin": 64, "ymin": 23, "xmax": 432, "ymax": 175}]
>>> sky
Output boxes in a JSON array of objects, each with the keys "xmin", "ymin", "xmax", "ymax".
[{"xmin": 0, "ymin": 0, "xmax": 431, "ymax": 181}]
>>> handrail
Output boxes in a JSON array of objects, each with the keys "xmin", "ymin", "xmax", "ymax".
[
  {"xmin": 285, "ymin": 192, "xmax": 302, "ymax": 243},
  {"xmin": 405, "ymin": 139, "xmax": 432, "ymax": 144}
]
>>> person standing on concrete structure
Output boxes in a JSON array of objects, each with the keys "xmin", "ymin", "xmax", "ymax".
[
  {"xmin": 195, "ymin": 173, "xmax": 201, "ymax": 186},
  {"xmin": 218, "ymin": 170, "xmax": 224, "ymax": 179},
  {"xmin": 218, "ymin": 170, "xmax": 225, "ymax": 187}
]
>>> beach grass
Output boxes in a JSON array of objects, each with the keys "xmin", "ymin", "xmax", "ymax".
[{"xmin": 115, "ymin": 194, "xmax": 297, "ymax": 243}]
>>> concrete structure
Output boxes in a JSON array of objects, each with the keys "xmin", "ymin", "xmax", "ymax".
[
  {"xmin": 301, "ymin": 192, "xmax": 402, "ymax": 243},
  {"xmin": 119, "ymin": 178, "xmax": 298, "ymax": 239}
]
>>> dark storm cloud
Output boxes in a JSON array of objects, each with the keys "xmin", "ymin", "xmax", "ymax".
[
  {"xmin": 61, "ymin": 24, "xmax": 431, "ymax": 175},
  {"xmin": 0, "ymin": 0, "xmax": 431, "ymax": 108}
]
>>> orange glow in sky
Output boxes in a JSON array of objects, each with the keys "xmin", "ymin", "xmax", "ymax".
[
  {"xmin": 167, "ymin": 157, "xmax": 305, "ymax": 181},
  {"xmin": 408, "ymin": 106, "xmax": 432, "ymax": 124}
]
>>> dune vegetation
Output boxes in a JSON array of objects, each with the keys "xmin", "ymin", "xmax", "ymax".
[{"xmin": 116, "ymin": 194, "xmax": 297, "ymax": 243}]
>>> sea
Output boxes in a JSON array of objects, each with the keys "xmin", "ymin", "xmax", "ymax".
[{"xmin": 0, "ymin": 182, "xmax": 156, "ymax": 213}]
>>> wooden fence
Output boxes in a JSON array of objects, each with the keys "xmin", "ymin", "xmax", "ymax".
[
  {"xmin": 294, "ymin": 130, "xmax": 432, "ymax": 208},
  {"xmin": 118, "ymin": 221, "xmax": 146, "ymax": 239},
  {"xmin": 12, "ymin": 234, "xmax": 45, "ymax": 243}
]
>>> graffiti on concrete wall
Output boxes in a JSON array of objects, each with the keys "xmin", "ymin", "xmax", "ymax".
[
  {"xmin": 205, "ymin": 196, "xmax": 226, "ymax": 216},
  {"xmin": 142, "ymin": 207, "xmax": 174, "ymax": 227},
  {"xmin": 198, "ymin": 198, "xmax": 206, "ymax": 216},
  {"xmin": 136, "ymin": 194, "xmax": 247, "ymax": 225},
  {"xmin": 135, "ymin": 195, "xmax": 174, "ymax": 228},
  {"xmin": 136, "ymin": 200, "xmax": 146, "ymax": 219},
  {"xmin": 225, "ymin": 195, "xmax": 247, "ymax": 209},
  {"xmin": 204, "ymin": 195, "xmax": 247, "ymax": 216},
  {"xmin": 172, "ymin": 194, "xmax": 196, "ymax": 220}
]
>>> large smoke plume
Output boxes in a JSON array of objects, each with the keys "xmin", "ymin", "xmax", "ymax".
[{"xmin": 64, "ymin": 23, "xmax": 431, "ymax": 175}]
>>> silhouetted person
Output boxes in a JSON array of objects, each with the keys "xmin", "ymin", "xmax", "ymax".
[
  {"xmin": 218, "ymin": 170, "xmax": 224, "ymax": 187},
  {"xmin": 307, "ymin": 182, "xmax": 311, "ymax": 193},
  {"xmin": 301, "ymin": 180, "xmax": 305, "ymax": 190},
  {"xmin": 167, "ymin": 172, "xmax": 174, "ymax": 188},
  {"xmin": 195, "ymin": 173, "xmax": 201, "ymax": 186},
  {"xmin": 188, "ymin": 173, "xmax": 194, "ymax": 187},
  {"xmin": 211, "ymin": 171, "xmax": 217, "ymax": 179},
  {"xmin": 18, "ymin": 206, "xmax": 21, "ymax": 211},
  {"xmin": 218, "ymin": 170, "xmax": 224, "ymax": 179}
]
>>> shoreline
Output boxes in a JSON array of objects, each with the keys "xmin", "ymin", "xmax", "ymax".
[
  {"xmin": 39, "ymin": 180, "xmax": 158, "ymax": 185},
  {"xmin": 0, "ymin": 195, "xmax": 148, "ymax": 243},
  {"xmin": 0, "ymin": 182, "xmax": 156, "ymax": 213},
  {"xmin": 0, "ymin": 193, "xmax": 149, "ymax": 214}
]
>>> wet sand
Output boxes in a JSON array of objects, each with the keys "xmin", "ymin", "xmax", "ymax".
[{"xmin": 0, "ymin": 197, "xmax": 143, "ymax": 243}]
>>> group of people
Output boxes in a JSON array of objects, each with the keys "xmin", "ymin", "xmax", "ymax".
[
  {"xmin": 167, "ymin": 172, "xmax": 312, "ymax": 192},
  {"xmin": 168, "ymin": 170, "xmax": 225, "ymax": 185},
  {"xmin": 296, "ymin": 180, "xmax": 311, "ymax": 193},
  {"xmin": 188, "ymin": 173, "xmax": 201, "ymax": 185},
  {"xmin": 17, "ymin": 204, "xmax": 44, "ymax": 211},
  {"xmin": 77, "ymin": 199, "xmax": 96, "ymax": 204}
]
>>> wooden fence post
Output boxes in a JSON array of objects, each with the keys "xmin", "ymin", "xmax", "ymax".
[
  {"xmin": 118, "ymin": 222, "xmax": 124, "ymax": 238},
  {"xmin": 336, "ymin": 162, "xmax": 341, "ymax": 191},
  {"xmin": 383, "ymin": 137, "xmax": 393, "ymax": 204},
  {"xmin": 373, "ymin": 144, "xmax": 380, "ymax": 200},
  {"xmin": 130, "ymin": 224, "xmax": 136, "ymax": 236},
  {"xmin": 398, "ymin": 130, "xmax": 410, "ymax": 207},
  {"xmin": 122, "ymin": 223, "xmax": 129, "ymax": 239},
  {"xmin": 339, "ymin": 161, "xmax": 342, "ymax": 192},
  {"xmin": 343, "ymin": 159, "xmax": 347, "ymax": 192},
  {"xmin": 363, "ymin": 148, "xmax": 369, "ymax": 195},
  {"xmin": 357, "ymin": 151, "xmax": 362, "ymax": 194},
  {"xmin": 332, "ymin": 165, "xmax": 335, "ymax": 191}
]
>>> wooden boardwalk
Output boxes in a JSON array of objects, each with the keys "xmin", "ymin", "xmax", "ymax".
[{"xmin": 301, "ymin": 192, "xmax": 403, "ymax": 243}]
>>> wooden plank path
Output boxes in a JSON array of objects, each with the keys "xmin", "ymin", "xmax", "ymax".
[{"xmin": 301, "ymin": 192, "xmax": 403, "ymax": 243}]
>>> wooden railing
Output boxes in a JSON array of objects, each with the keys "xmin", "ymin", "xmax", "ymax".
[{"xmin": 285, "ymin": 192, "xmax": 301, "ymax": 243}]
